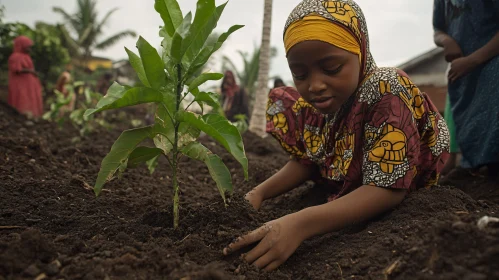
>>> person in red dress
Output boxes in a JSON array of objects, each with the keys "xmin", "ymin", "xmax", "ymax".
[{"xmin": 7, "ymin": 36, "xmax": 43, "ymax": 117}]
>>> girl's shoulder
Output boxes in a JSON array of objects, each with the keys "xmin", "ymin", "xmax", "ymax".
[{"xmin": 357, "ymin": 67, "xmax": 422, "ymax": 108}]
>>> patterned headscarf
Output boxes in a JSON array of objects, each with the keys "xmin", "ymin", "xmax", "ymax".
[{"xmin": 283, "ymin": 0, "xmax": 377, "ymax": 80}]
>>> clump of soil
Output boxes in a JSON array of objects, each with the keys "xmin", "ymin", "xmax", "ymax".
[{"xmin": 1, "ymin": 101, "xmax": 498, "ymax": 279}]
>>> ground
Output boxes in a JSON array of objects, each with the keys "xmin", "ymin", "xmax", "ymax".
[{"xmin": 1, "ymin": 102, "xmax": 498, "ymax": 280}]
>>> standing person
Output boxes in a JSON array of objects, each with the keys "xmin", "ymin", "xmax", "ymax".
[
  {"xmin": 95, "ymin": 72, "xmax": 113, "ymax": 95},
  {"xmin": 221, "ymin": 70, "xmax": 250, "ymax": 122},
  {"xmin": 433, "ymin": 0, "xmax": 499, "ymax": 181},
  {"xmin": 273, "ymin": 77, "xmax": 286, "ymax": 89},
  {"xmin": 223, "ymin": 0, "xmax": 450, "ymax": 271},
  {"xmin": 55, "ymin": 64, "xmax": 76, "ymax": 113},
  {"xmin": 7, "ymin": 36, "xmax": 43, "ymax": 117}
]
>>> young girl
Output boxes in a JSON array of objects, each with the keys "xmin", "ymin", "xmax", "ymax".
[{"xmin": 223, "ymin": 0, "xmax": 450, "ymax": 271}]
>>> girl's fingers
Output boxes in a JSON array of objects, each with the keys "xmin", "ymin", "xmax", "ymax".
[
  {"xmin": 244, "ymin": 238, "xmax": 271, "ymax": 264},
  {"xmin": 223, "ymin": 226, "xmax": 268, "ymax": 255},
  {"xmin": 264, "ymin": 260, "xmax": 283, "ymax": 272},
  {"xmin": 252, "ymin": 251, "xmax": 275, "ymax": 269}
]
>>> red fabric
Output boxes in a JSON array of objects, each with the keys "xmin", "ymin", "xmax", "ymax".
[
  {"xmin": 266, "ymin": 69, "xmax": 450, "ymax": 201},
  {"xmin": 8, "ymin": 36, "xmax": 43, "ymax": 117}
]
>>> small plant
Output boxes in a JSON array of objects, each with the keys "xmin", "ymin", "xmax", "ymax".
[
  {"xmin": 85, "ymin": 0, "xmax": 247, "ymax": 228},
  {"xmin": 232, "ymin": 114, "xmax": 248, "ymax": 134},
  {"xmin": 43, "ymin": 81, "xmax": 110, "ymax": 136}
]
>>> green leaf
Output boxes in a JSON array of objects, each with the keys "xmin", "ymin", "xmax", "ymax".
[
  {"xmin": 137, "ymin": 36, "xmax": 167, "ymax": 89},
  {"xmin": 128, "ymin": 147, "xmax": 164, "ymax": 168},
  {"xmin": 84, "ymin": 83, "xmax": 163, "ymax": 117},
  {"xmin": 180, "ymin": 0, "xmax": 221, "ymax": 62},
  {"xmin": 178, "ymin": 112, "xmax": 248, "ymax": 179},
  {"xmin": 188, "ymin": 73, "xmax": 223, "ymax": 92},
  {"xmin": 146, "ymin": 155, "xmax": 160, "ymax": 174},
  {"xmin": 153, "ymin": 122, "xmax": 200, "ymax": 154},
  {"xmin": 125, "ymin": 47, "xmax": 150, "ymax": 87},
  {"xmin": 193, "ymin": 91, "xmax": 221, "ymax": 110},
  {"xmin": 181, "ymin": 142, "xmax": 232, "ymax": 204},
  {"xmin": 187, "ymin": 24, "xmax": 244, "ymax": 76},
  {"xmin": 94, "ymin": 126, "xmax": 155, "ymax": 195},
  {"xmin": 154, "ymin": 0, "xmax": 183, "ymax": 37},
  {"xmin": 171, "ymin": 12, "xmax": 192, "ymax": 63}
]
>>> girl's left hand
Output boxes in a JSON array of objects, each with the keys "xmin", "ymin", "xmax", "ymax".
[
  {"xmin": 223, "ymin": 213, "xmax": 306, "ymax": 271},
  {"xmin": 448, "ymin": 56, "xmax": 479, "ymax": 83}
]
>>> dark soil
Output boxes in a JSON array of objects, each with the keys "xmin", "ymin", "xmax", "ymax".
[{"xmin": 1, "ymin": 101, "xmax": 498, "ymax": 280}]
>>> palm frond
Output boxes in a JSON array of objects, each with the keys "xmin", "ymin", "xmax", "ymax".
[
  {"xmin": 96, "ymin": 7, "xmax": 119, "ymax": 34},
  {"xmin": 52, "ymin": 7, "xmax": 80, "ymax": 34},
  {"xmin": 77, "ymin": 24, "xmax": 94, "ymax": 45},
  {"xmin": 94, "ymin": 30, "xmax": 136, "ymax": 50},
  {"xmin": 57, "ymin": 24, "xmax": 81, "ymax": 56}
]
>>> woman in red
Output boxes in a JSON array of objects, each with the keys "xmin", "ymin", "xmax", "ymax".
[{"xmin": 8, "ymin": 36, "xmax": 43, "ymax": 117}]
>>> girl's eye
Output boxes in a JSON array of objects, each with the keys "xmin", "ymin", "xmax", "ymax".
[
  {"xmin": 324, "ymin": 65, "xmax": 343, "ymax": 75},
  {"xmin": 292, "ymin": 73, "xmax": 307, "ymax": 80}
]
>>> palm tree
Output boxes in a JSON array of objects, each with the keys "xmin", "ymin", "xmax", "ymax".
[
  {"xmin": 249, "ymin": 0, "xmax": 273, "ymax": 136},
  {"xmin": 53, "ymin": 0, "xmax": 136, "ymax": 64},
  {"xmin": 222, "ymin": 45, "xmax": 277, "ymax": 102}
]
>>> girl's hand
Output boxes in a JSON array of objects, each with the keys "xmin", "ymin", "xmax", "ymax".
[
  {"xmin": 442, "ymin": 38, "xmax": 463, "ymax": 62},
  {"xmin": 244, "ymin": 189, "xmax": 264, "ymax": 210},
  {"xmin": 448, "ymin": 56, "xmax": 479, "ymax": 83},
  {"xmin": 223, "ymin": 213, "xmax": 305, "ymax": 271}
]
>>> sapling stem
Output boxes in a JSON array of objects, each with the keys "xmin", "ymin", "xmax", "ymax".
[{"xmin": 172, "ymin": 63, "xmax": 182, "ymax": 229}]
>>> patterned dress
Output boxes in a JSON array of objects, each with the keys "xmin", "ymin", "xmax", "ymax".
[
  {"xmin": 267, "ymin": 0, "xmax": 450, "ymax": 200},
  {"xmin": 433, "ymin": 0, "xmax": 499, "ymax": 168}
]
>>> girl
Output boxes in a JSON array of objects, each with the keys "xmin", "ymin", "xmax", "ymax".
[{"xmin": 223, "ymin": 0, "xmax": 450, "ymax": 271}]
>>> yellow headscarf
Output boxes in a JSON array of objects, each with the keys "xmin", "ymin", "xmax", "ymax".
[{"xmin": 284, "ymin": 15, "xmax": 361, "ymax": 63}]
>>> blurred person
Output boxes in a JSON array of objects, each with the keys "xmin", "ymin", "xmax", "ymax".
[
  {"xmin": 434, "ymin": 0, "xmax": 499, "ymax": 181},
  {"xmin": 273, "ymin": 77, "xmax": 286, "ymax": 89},
  {"xmin": 55, "ymin": 64, "xmax": 76, "ymax": 113},
  {"xmin": 7, "ymin": 36, "xmax": 43, "ymax": 117},
  {"xmin": 221, "ymin": 70, "xmax": 250, "ymax": 122},
  {"xmin": 96, "ymin": 72, "xmax": 113, "ymax": 94}
]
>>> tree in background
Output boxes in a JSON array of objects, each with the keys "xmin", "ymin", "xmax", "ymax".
[
  {"xmin": 53, "ymin": 0, "xmax": 136, "ymax": 65},
  {"xmin": 249, "ymin": 0, "xmax": 273, "ymax": 136}
]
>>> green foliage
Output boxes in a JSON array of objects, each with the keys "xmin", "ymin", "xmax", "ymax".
[
  {"xmin": 53, "ymin": 0, "xmax": 136, "ymax": 62},
  {"xmin": 232, "ymin": 114, "xmax": 249, "ymax": 134},
  {"xmin": 222, "ymin": 45, "xmax": 277, "ymax": 99},
  {"xmin": 0, "ymin": 21, "xmax": 70, "ymax": 87},
  {"xmin": 44, "ymin": 81, "xmax": 111, "ymax": 136},
  {"xmin": 86, "ymin": 0, "xmax": 246, "ymax": 229}
]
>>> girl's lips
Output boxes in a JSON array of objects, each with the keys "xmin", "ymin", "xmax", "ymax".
[{"xmin": 311, "ymin": 97, "xmax": 334, "ymax": 110}]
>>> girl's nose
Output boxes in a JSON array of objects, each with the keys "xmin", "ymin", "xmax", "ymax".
[{"xmin": 308, "ymin": 75, "xmax": 327, "ymax": 93}]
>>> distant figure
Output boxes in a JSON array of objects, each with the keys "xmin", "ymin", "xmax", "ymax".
[
  {"xmin": 96, "ymin": 72, "xmax": 113, "ymax": 94},
  {"xmin": 55, "ymin": 64, "xmax": 75, "ymax": 113},
  {"xmin": 221, "ymin": 70, "xmax": 250, "ymax": 122},
  {"xmin": 434, "ymin": 0, "xmax": 499, "ymax": 181},
  {"xmin": 7, "ymin": 36, "xmax": 43, "ymax": 117},
  {"xmin": 273, "ymin": 78, "xmax": 286, "ymax": 89}
]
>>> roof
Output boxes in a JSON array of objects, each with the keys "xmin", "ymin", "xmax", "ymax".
[{"xmin": 398, "ymin": 48, "xmax": 444, "ymax": 72}]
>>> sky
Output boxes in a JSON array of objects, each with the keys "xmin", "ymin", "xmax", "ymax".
[{"xmin": 2, "ymin": 0, "xmax": 437, "ymax": 84}]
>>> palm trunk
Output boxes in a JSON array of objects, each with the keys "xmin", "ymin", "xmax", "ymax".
[{"xmin": 249, "ymin": 0, "xmax": 273, "ymax": 136}]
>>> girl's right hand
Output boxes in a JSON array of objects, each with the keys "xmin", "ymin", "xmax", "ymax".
[{"xmin": 245, "ymin": 189, "xmax": 264, "ymax": 210}]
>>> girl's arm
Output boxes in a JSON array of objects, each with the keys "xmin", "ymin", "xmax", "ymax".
[
  {"xmin": 224, "ymin": 185, "xmax": 406, "ymax": 271},
  {"xmin": 245, "ymin": 160, "xmax": 314, "ymax": 210},
  {"xmin": 295, "ymin": 185, "xmax": 406, "ymax": 239}
]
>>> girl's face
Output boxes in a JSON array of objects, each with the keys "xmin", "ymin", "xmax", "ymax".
[{"xmin": 287, "ymin": 40, "xmax": 360, "ymax": 114}]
